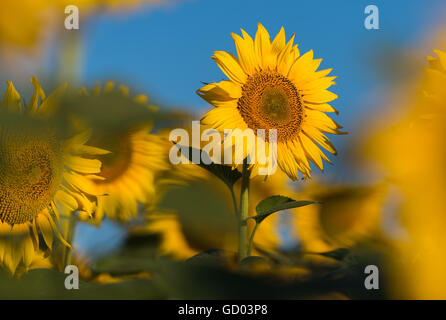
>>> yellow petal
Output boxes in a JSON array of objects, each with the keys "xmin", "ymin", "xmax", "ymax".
[
  {"xmin": 302, "ymin": 125, "xmax": 337, "ymax": 154},
  {"xmin": 37, "ymin": 82, "xmax": 68, "ymax": 116},
  {"xmin": 65, "ymin": 155, "xmax": 102, "ymax": 174},
  {"xmin": 36, "ymin": 213, "xmax": 54, "ymax": 250},
  {"xmin": 232, "ymin": 30, "xmax": 258, "ymax": 75},
  {"xmin": 306, "ymin": 103, "xmax": 339, "ymax": 114},
  {"xmin": 64, "ymin": 171, "xmax": 101, "ymax": 196},
  {"xmin": 28, "ymin": 76, "xmax": 46, "ymax": 114},
  {"xmin": 305, "ymin": 109, "xmax": 345, "ymax": 134},
  {"xmin": 197, "ymin": 80, "xmax": 242, "ymax": 106},
  {"xmin": 254, "ymin": 23, "xmax": 273, "ymax": 69},
  {"xmin": 303, "ymin": 89, "xmax": 338, "ymax": 104},
  {"xmin": 277, "ymin": 33, "xmax": 296, "ymax": 75},
  {"xmin": 299, "ymin": 133, "xmax": 327, "ymax": 171},
  {"xmin": 288, "ymin": 50, "xmax": 315, "ymax": 83},
  {"xmin": 271, "ymin": 26, "xmax": 286, "ymax": 54},
  {"xmin": 3, "ymin": 81, "xmax": 21, "ymax": 113},
  {"xmin": 104, "ymin": 81, "xmax": 115, "ymax": 93},
  {"xmin": 300, "ymin": 76, "xmax": 337, "ymax": 94},
  {"xmin": 212, "ymin": 51, "xmax": 248, "ymax": 84}
]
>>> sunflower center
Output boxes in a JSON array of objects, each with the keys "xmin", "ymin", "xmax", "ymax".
[
  {"xmin": 0, "ymin": 129, "xmax": 62, "ymax": 225},
  {"xmin": 237, "ymin": 71, "xmax": 304, "ymax": 142},
  {"xmin": 90, "ymin": 132, "xmax": 132, "ymax": 182}
]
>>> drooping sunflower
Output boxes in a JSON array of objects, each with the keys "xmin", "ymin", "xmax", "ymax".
[
  {"xmin": 198, "ymin": 23, "xmax": 345, "ymax": 180},
  {"xmin": 0, "ymin": 78, "xmax": 105, "ymax": 274},
  {"xmin": 73, "ymin": 82, "xmax": 168, "ymax": 223}
]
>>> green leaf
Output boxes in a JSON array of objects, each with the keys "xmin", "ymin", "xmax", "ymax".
[
  {"xmin": 174, "ymin": 143, "xmax": 241, "ymax": 189},
  {"xmin": 239, "ymin": 256, "xmax": 271, "ymax": 271},
  {"xmin": 250, "ymin": 195, "xmax": 319, "ymax": 223},
  {"xmin": 317, "ymin": 248, "xmax": 351, "ymax": 261},
  {"xmin": 186, "ymin": 249, "xmax": 230, "ymax": 268}
]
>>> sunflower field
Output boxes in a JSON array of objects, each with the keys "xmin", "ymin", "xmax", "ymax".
[{"xmin": 0, "ymin": 0, "xmax": 446, "ymax": 302}]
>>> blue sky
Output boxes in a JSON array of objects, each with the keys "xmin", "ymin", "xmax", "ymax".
[
  {"xmin": 83, "ymin": 0, "xmax": 445, "ymax": 123},
  {"xmin": 80, "ymin": 0, "xmax": 446, "ymax": 181},
  {"xmin": 74, "ymin": 0, "xmax": 446, "ymax": 256}
]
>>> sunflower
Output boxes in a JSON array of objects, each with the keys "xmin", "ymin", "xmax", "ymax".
[
  {"xmin": 198, "ymin": 23, "xmax": 345, "ymax": 180},
  {"xmin": 138, "ymin": 213, "xmax": 200, "ymax": 260},
  {"xmin": 420, "ymin": 47, "xmax": 446, "ymax": 115},
  {"xmin": 139, "ymin": 171, "xmax": 288, "ymax": 260},
  {"xmin": 367, "ymin": 47, "xmax": 446, "ymax": 299},
  {"xmin": 426, "ymin": 48, "xmax": 446, "ymax": 75},
  {"xmin": 0, "ymin": 78, "xmax": 105, "ymax": 274},
  {"xmin": 74, "ymin": 82, "xmax": 168, "ymax": 223},
  {"xmin": 291, "ymin": 183, "xmax": 386, "ymax": 253},
  {"xmin": 0, "ymin": 0, "xmax": 176, "ymax": 53}
]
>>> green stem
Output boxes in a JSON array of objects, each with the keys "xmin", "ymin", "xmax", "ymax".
[
  {"xmin": 63, "ymin": 213, "xmax": 77, "ymax": 268},
  {"xmin": 247, "ymin": 222, "xmax": 259, "ymax": 256},
  {"xmin": 238, "ymin": 159, "xmax": 251, "ymax": 262},
  {"xmin": 230, "ymin": 187, "xmax": 238, "ymax": 216}
]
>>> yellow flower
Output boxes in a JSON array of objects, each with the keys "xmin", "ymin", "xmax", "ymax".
[
  {"xmin": 362, "ymin": 47, "xmax": 446, "ymax": 298},
  {"xmin": 0, "ymin": 78, "xmax": 105, "ymax": 274},
  {"xmin": 139, "ymin": 171, "xmax": 289, "ymax": 260},
  {"xmin": 291, "ymin": 183, "xmax": 386, "ymax": 253},
  {"xmin": 156, "ymin": 128, "xmax": 211, "ymax": 186},
  {"xmin": 0, "ymin": 0, "xmax": 175, "ymax": 52},
  {"xmin": 75, "ymin": 82, "xmax": 168, "ymax": 223},
  {"xmin": 14, "ymin": 251, "xmax": 53, "ymax": 277},
  {"xmin": 0, "ymin": 0, "xmax": 52, "ymax": 51},
  {"xmin": 426, "ymin": 48, "xmax": 446, "ymax": 75},
  {"xmin": 139, "ymin": 213, "xmax": 200, "ymax": 260},
  {"xmin": 419, "ymin": 48, "xmax": 446, "ymax": 116},
  {"xmin": 198, "ymin": 23, "xmax": 345, "ymax": 181}
]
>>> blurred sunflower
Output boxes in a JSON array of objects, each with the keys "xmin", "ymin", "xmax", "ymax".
[
  {"xmin": 0, "ymin": 0, "xmax": 178, "ymax": 52},
  {"xmin": 0, "ymin": 0, "xmax": 52, "ymax": 51},
  {"xmin": 14, "ymin": 251, "xmax": 53, "ymax": 277},
  {"xmin": 362, "ymin": 47, "xmax": 446, "ymax": 298},
  {"xmin": 74, "ymin": 82, "xmax": 168, "ymax": 223},
  {"xmin": 198, "ymin": 23, "xmax": 345, "ymax": 180},
  {"xmin": 292, "ymin": 183, "xmax": 386, "ymax": 253},
  {"xmin": 426, "ymin": 48, "xmax": 446, "ymax": 75},
  {"xmin": 157, "ymin": 128, "xmax": 210, "ymax": 186},
  {"xmin": 0, "ymin": 78, "xmax": 106, "ymax": 274},
  {"xmin": 138, "ymin": 171, "xmax": 289, "ymax": 259},
  {"xmin": 420, "ymin": 47, "xmax": 446, "ymax": 115},
  {"xmin": 141, "ymin": 213, "xmax": 200, "ymax": 260}
]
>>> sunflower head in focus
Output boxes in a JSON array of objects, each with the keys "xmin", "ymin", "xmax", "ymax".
[
  {"xmin": 72, "ymin": 82, "xmax": 168, "ymax": 223},
  {"xmin": 0, "ymin": 78, "xmax": 105, "ymax": 274},
  {"xmin": 198, "ymin": 23, "xmax": 345, "ymax": 181}
]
